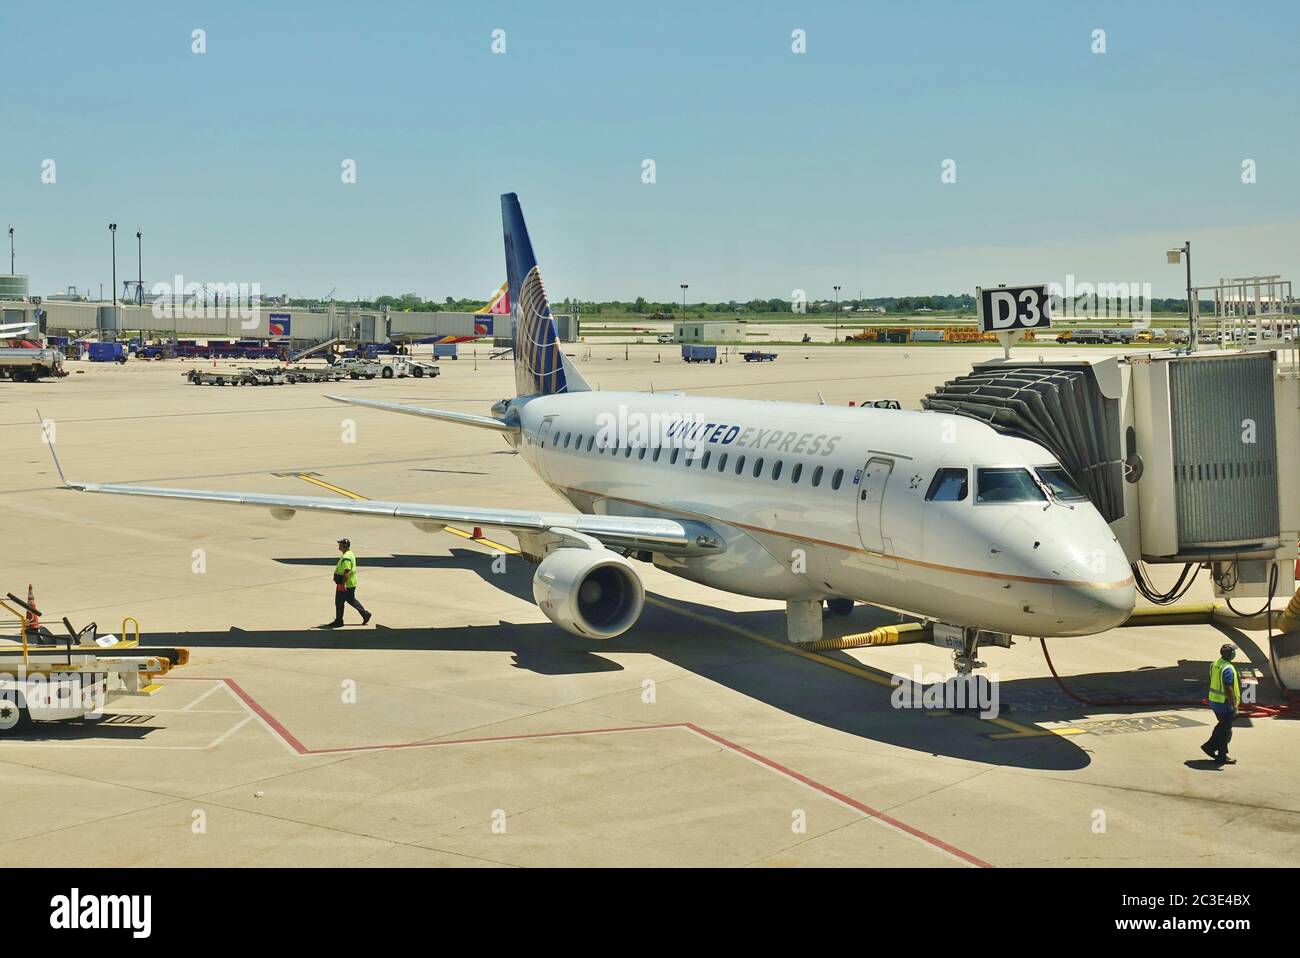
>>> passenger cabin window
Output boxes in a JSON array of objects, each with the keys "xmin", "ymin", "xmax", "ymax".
[
  {"xmin": 700, "ymin": 451, "xmax": 711, "ymax": 469},
  {"xmin": 1036, "ymin": 466, "xmax": 1088, "ymax": 502},
  {"xmin": 976, "ymin": 468, "xmax": 1046, "ymax": 503},
  {"xmin": 771, "ymin": 461, "xmax": 783, "ymax": 481},
  {"xmin": 811, "ymin": 465, "xmax": 823, "ymax": 487},
  {"xmin": 652, "ymin": 447, "xmax": 662, "ymax": 462},
  {"xmin": 831, "ymin": 468, "xmax": 844, "ymax": 490},
  {"xmin": 791, "ymin": 463, "xmax": 802, "ymax": 483},
  {"xmin": 718, "ymin": 453, "xmax": 728, "ymax": 472},
  {"xmin": 586, "ymin": 436, "xmax": 594, "ymax": 452},
  {"xmin": 735, "ymin": 455, "xmax": 746, "ymax": 475},
  {"xmin": 925, "ymin": 468, "xmax": 968, "ymax": 502},
  {"xmin": 752, "ymin": 457, "xmax": 765, "ymax": 478},
  {"xmin": 671, "ymin": 448, "xmax": 681, "ymax": 465}
]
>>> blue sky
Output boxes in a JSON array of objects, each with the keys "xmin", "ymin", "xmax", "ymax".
[{"xmin": 2, "ymin": 0, "xmax": 1297, "ymax": 302}]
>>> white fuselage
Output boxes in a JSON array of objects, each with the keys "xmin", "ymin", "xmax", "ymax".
[{"xmin": 504, "ymin": 391, "xmax": 1134, "ymax": 637}]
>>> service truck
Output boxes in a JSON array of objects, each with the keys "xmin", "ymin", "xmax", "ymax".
[{"xmin": 0, "ymin": 347, "xmax": 67, "ymax": 382}]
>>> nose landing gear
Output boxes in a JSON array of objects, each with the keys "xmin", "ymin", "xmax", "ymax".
[{"xmin": 934, "ymin": 623, "xmax": 1013, "ymax": 674}]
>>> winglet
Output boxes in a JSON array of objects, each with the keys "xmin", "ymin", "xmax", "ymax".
[{"xmin": 36, "ymin": 410, "xmax": 85, "ymax": 490}]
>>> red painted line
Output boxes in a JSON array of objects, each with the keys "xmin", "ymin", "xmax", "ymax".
[
  {"xmin": 175, "ymin": 676, "xmax": 310, "ymax": 755},
  {"xmin": 307, "ymin": 722, "xmax": 690, "ymax": 755},
  {"xmin": 684, "ymin": 722, "xmax": 993, "ymax": 868},
  {"xmin": 174, "ymin": 677, "xmax": 989, "ymax": 866}
]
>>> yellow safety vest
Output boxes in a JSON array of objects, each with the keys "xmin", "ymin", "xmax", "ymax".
[
  {"xmin": 1208, "ymin": 657, "xmax": 1240, "ymax": 705},
  {"xmin": 335, "ymin": 550, "xmax": 358, "ymax": 589}
]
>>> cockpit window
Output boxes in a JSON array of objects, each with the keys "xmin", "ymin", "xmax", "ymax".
[
  {"xmin": 976, "ymin": 468, "xmax": 1046, "ymax": 503},
  {"xmin": 1035, "ymin": 466, "xmax": 1089, "ymax": 502},
  {"xmin": 924, "ymin": 468, "xmax": 968, "ymax": 502}
]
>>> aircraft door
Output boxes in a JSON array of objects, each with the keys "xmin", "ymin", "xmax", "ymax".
[
  {"xmin": 855, "ymin": 457, "xmax": 893, "ymax": 555},
  {"xmin": 533, "ymin": 415, "xmax": 557, "ymax": 481}
]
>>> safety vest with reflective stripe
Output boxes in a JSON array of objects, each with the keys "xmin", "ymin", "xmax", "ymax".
[
  {"xmin": 1208, "ymin": 657, "xmax": 1240, "ymax": 705},
  {"xmin": 335, "ymin": 550, "xmax": 358, "ymax": 589}
]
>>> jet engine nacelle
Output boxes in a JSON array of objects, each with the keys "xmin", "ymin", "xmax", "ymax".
[{"xmin": 532, "ymin": 548, "xmax": 645, "ymax": 640}]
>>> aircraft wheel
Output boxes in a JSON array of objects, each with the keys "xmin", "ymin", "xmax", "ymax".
[{"xmin": 825, "ymin": 598, "xmax": 855, "ymax": 616}]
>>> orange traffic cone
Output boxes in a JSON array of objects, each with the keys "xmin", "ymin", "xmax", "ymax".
[
  {"xmin": 471, "ymin": 527, "xmax": 484, "ymax": 539},
  {"xmin": 24, "ymin": 583, "xmax": 39, "ymax": 632}
]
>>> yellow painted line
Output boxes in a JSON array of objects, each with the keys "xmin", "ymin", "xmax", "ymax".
[
  {"xmin": 292, "ymin": 474, "xmax": 519, "ymax": 553},
  {"xmin": 442, "ymin": 525, "xmax": 519, "ymax": 555},
  {"xmin": 290, "ymin": 475, "xmax": 1072, "ymax": 738},
  {"xmin": 647, "ymin": 597, "xmax": 1081, "ymax": 738},
  {"xmin": 296, "ymin": 474, "xmax": 366, "ymax": 500}
]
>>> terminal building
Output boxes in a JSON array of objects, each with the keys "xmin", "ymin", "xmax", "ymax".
[{"xmin": 0, "ymin": 298, "xmax": 579, "ymax": 346}]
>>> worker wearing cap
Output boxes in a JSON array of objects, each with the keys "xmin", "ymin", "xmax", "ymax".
[
  {"xmin": 323, "ymin": 538, "xmax": 371, "ymax": 629},
  {"xmin": 1201, "ymin": 643, "xmax": 1242, "ymax": 765}
]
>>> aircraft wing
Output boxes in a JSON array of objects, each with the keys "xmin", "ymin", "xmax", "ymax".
[
  {"xmin": 60, "ymin": 480, "xmax": 720, "ymax": 556},
  {"xmin": 325, "ymin": 395, "xmax": 517, "ymax": 433},
  {"xmin": 0, "ymin": 321, "xmax": 36, "ymax": 337}
]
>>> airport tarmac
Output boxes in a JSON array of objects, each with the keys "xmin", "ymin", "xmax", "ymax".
[{"xmin": 1, "ymin": 343, "xmax": 1295, "ymax": 868}]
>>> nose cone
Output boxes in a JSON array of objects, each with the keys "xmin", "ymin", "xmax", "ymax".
[{"xmin": 1052, "ymin": 561, "xmax": 1135, "ymax": 634}]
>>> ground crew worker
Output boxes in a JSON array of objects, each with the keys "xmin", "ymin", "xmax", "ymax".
[
  {"xmin": 324, "ymin": 538, "xmax": 371, "ymax": 628},
  {"xmin": 1201, "ymin": 643, "xmax": 1241, "ymax": 765}
]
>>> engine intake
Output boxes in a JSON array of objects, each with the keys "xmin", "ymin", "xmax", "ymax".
[{"xmin": 532, "ymin": 548, "xmax": 645, "ymax": 639}]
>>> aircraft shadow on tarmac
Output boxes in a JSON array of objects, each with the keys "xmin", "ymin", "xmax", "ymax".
[{"xmin": 122, "ymin": 546, "xmax": 1264, "ymax": 773}]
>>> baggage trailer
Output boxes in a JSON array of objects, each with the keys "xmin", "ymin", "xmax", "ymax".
[
  {"xmin": 284, "ymin": 365, "xmax": 347, "ymax": 384},
  {"xmin": 682, "ymin": 345, "xmax": 717, "ymax": 363},
  {"xmin": 185, "ymin": 368, "xmax": 257, "ymax": 386}
]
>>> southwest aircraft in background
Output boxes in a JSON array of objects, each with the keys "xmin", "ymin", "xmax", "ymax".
[{"xmin": 51, "ymin": 194, "xmax": 1135, "ymax": 672}]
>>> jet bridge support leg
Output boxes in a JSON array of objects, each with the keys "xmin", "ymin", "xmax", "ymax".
[{"xmin": 786, "ymin": 600, "xmax": 823, "ymax": 644}]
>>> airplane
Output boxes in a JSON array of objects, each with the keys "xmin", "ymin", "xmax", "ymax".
[
  {"xmin": 0, "ymin": 320, "xmax": 37, "ymax": 340},
  {"xmin": 47, "ymin": 193, "xmax": 1135, "ymax": 672}
]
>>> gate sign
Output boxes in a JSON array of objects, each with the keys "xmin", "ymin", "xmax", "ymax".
[{"xmin": 976, "ymin": 285, "xmax": 1052, "ymax": 333}]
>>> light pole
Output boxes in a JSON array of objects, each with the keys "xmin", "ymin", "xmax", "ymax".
[
  {"xmin": 136, "ymin": 230, "xmax": 142, "ymax": 305},
  {"xmin": 832, "ymin": 285, "xmax": 841, "ymax": 341},
  {"xmin": 7, "ymin": 226, "xmax": 12, "ymax": 275},
  {"xmin": 680, "ymin": 283, "xmax": 689, "ymax": 329},
  {"xmin": 109, "ymin": 223, "xmax": 118, "ymax": 307},
  {"xmin": 1166, "ymin": 241, "xmax": 1193, "ymax": 351}
]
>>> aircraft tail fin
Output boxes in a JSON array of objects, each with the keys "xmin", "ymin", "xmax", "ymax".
[{"xmin": 501, "ymin": 193, "xmax": 589, "ymax": 397}]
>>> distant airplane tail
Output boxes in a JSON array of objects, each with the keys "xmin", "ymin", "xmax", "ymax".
[{"xmin": 502, "ymin": 193, "xmax": 589, "ymax": 396}]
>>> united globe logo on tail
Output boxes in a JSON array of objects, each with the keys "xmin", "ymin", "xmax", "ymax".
[{"xmin": 514, "ymin": 266, "xmax": 567, "ymax": 396}]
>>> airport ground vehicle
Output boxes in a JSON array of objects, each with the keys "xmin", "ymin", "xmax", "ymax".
[
  {"xmin": 88, "ymin": 342, "xmax": 126, "ymax": 362},
  {"xmin": 0, "ymin": 593, "xmax": 188, "ymax": 732},
  {"xmin": 135, "ymin": 342, "xmax": 176, "ymax": 360},
  {"xmin": 380, "ymin": 357, "xmax": 439, "ymax": 378},
  {"xmin": 681, "ymin": 344, "xmax": 717, "ymax": 363},
  {"xmin": 742, "ymin": 350, "xmax": 777, "ymax": 362},
  {"xmin": 657, "ymin": 333, "xmax": 674, "ymax": 344},
  {"xmin": 0, "ymin": 347, "xmax": 67, "ymax": 381}
]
